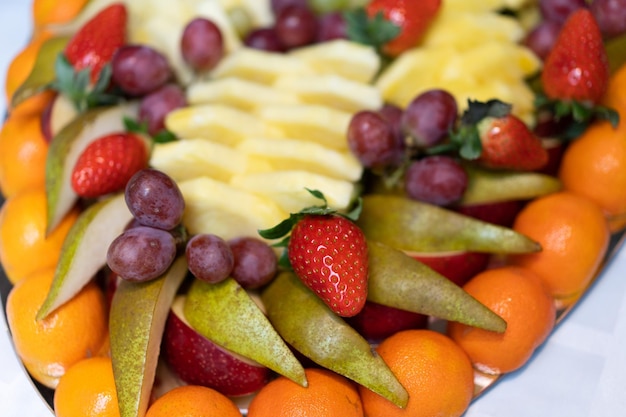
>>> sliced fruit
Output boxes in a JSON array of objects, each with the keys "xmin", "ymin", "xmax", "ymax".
[
  {"xmin": 236, "ymin": 137, "xmax": 363, "ymax": 182},
  {"xmin": 261, "ymin": 271, "xmax": 409, "ymax": 408},
  {"xmin": 178, "ymin": 176, "xmax": 288, "ymax": 240},
  {"xmin": 37, "ymin": 193, "xmax": 133, "ymax": 319},
  {"xmin": 184, "ymin": 278, "xmax": 307, "ymax": 386},
  {"xmin": 110, "ymin": 256, "xmax": 188, "ymax": 417},
  {"xmin": 358, "ymin": 194, "xmax": 541, "ymax": 254},
  {"xmin": 45, "ymin": 94, "xmax": 79, "ymax": 139},
  {"xmin": 45, "ymin": 103, "xmax": 138, "ymax": 233},
  {"xmin": 165, "ymin": 104, "xmax": 284, "ymax": 146}
]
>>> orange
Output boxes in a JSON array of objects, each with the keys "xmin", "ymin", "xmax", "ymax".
[
  {"xmin": 447, "ymin": 266, "xmax": 556, "ymax": 375},
  {"xmin": 509, "ymin": 191, "xmax": 610, "ymax": 302},
  {"xmin": 0, "ymin": 188, "xmax": 78, "ymax": 284},
  {"xmin": 358, "ymin": 329, "xmax": 473, "ymax": 417},
  {"xmin": 248, "ymin": 368, "xmax": 363, "ymax": 417},
  {"xmin": 0, "ymin": 112, "xmax": 49, "ymax": 199},
  {"xmin": 602, "ymin": 61, "xmax": 626, "ymax": 118},
  {"xmin": 54, "ymin": 357, "xmax": 120, "ymax": 417},
  {"xmin": 558, "ymin": 120, "xmax": 626, "ymax": 232},
  {"xmin": 5, "ymin": 267, "xmax": 109, "ymax": 389},
  {"xmin": 146, "ymin": 385, "xmax": 243, "ymax": 417},
  {"xmin": 32, "ymin": 0, "xmax": 89, "ymax": 31}
]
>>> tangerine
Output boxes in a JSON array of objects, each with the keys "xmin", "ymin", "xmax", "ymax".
[
  {"xmin": 448, "ymin": 266, "xmax": 556, "ymax": 375},
  {"xmin": 32, "ymin": 0, "xmax": 89, "ymax": 31},
  {"xmin": 358, "ymin": 329, "xmax": 474, "ymax": 417},
  {"xmin": 54, "ymin": 356, "xmax": 120, "ymax": 417},
  {"xmin": 509, "ymin": 191, "xmax": 610, "ymax": 302},
  {"xmin": 247, "ymin": 368, "xmax": 363, "ymax": 417},
  {"xmin": 0, "ymin": 188, "xmax": 78, "ymax": 284},
  {"xmin": 5, "ymin": 267, "xmax": 109, "ymax": 388},
  {"xmin": 146, "ymin": 385, "xmax": 243, "ymax": 417}
]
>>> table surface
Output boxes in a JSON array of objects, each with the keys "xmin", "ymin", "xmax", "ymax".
[{"xmin": 1, "ymin": 2, "xmax": 626, "ymax": 417}]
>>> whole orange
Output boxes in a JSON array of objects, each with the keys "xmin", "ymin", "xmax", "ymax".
[{"xmin": 146, "ymin": 385, "xmax": 243, "ymax": 417}]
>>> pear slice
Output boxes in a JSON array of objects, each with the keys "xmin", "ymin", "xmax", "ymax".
[
  {"xmin": 261, "ymin": 271, "xmax": 409, "ymax": 408},
  {"xmin": 11, "ymin": 36, "xmax": 70, "ymax": 109},
  {"xmin": 37, "ymin": 193, "xmax": 133, "ymax": 319},
  {"xmin": 183, "ymin": 277, "xmax": 307, "ymax": 387},
  {"xmin": 460, "ymin": 165, "xmax": 562, "ymax": 205},
  {"xmin": 367, "ymin": 241, "xmax": 507, "ymax": 332},
  {"xmin": 110, "ymin": 257, "xmax": 188, "ymax": 417},
  {"xmin": 358, "ymin": 194, "xmax": 541, "ymax": 254},
  {"xmin": 45, "ymin": 103, "xmax": 138, "ymax": 233}
]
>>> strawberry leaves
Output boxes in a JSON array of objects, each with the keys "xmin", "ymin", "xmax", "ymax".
[{"xmin": 344, "ymin": 9, "xmax": 401, "ymax": 57}]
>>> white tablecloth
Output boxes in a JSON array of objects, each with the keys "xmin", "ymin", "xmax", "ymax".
[{"xmin": 1, "ymin": 1, "xmax": 625, "ymax": 416}]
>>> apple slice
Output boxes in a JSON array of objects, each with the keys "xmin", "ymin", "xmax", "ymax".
[
  {"xmin": 409, "ymin": 250, "xmax": 490, "ymax": 287},
  {"xmin": 261, "ymin": 271, "xmax": 409, "ymax": 408},
  {"xmin": 183, "ymin": 277, "xmax": 307, "ymax": 387},
  {"xmin": 41, "ymin": 93, "xmax": 79, "ymax": 141},
  {"xmin": 37, "ymin": 193, "xmax": 133, "ymax": 319},
  {"xmin": 110, "ymin": 257, "xmax": 188, "ymax": 417},
  {"xmin": 45, "ymin": 102, "xmax": 138, "ymax": 233}
]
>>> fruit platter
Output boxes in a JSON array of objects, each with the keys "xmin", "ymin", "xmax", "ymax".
[{"xmin": 2, "ymin": 0, "xmax": 626, "ymax": 416}]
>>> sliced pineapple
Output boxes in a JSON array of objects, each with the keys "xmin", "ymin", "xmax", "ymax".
[
  {"xmin": 179, "ymin": 176, "xmax": 288, "ymax": 241},
  {"xmin": 272, "ymin": 74, "xmax": 382, "ymax": 113},
  {"xmin": 165, "ymin": 104, "xmax": 284, "ymax": 146},
  {"xmin": 236, "ymin": 137, "xmax": 363, "ymax": 182},
  {"xmin": 230, "ymin": 170, "xmax": 357, "ymax": 213},
  {"xmin": 441, "ymin": 0, "xmax": 533, "ymax": 13},
  {"xmin": 254, "ymin": 104, "xmax": 352, "ymax": 150},
  {"xmin": 288, "ymin": 39, "xmax": 381, "ymax": 84},
  {"xmin": 187, "ymin": 77, "xmax": 301, "ymax": 111}
]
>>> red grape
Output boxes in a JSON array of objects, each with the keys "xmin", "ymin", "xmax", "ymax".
[
  {"xmin": 539, "ymin": 0, "xmax": 587, "ymax": 23},
  {"xmin": 402, "ymin": 89, "xmax": 458, "ymax": 148},
  {"xmin": 186, "ymin": 234, "xmax": 234, "ymax": 284},
  {"xmin": 590, "ymin": 0, "xmax": 626, "ymax": 38},
  {"xmin": 347, "ymin": 110, "xmax": 405, "ymax": 169},
  {"xmin": 111, "ymin": 45, "xmax": 173, "ymax": 96},
  {"xmin": 404, "ymin": 156, "xmax": 468, "ymax": 206},
  {"xmin": 228, "ymin": 237, "xmax": 278, "ymax": 289},
  {"xmin": 138, "ymin": 83, "xmax": 187, "ymax": 136},
  {"xmin": 274, "ymin": 5, "xmax": 318, "ymax": 49},
  {"xmin": 523, "ymin": 20, "xmax": 562, "ymax": 60},
  {"xmin": 181, "ymin": 17, "xmax": 225, "ymax": 72},
  {"xmin": 317, "ymin": 12, "xmax": 347, "ymax": 42},
  {"xmin": 244, "ymin": 27, "xmax": 286, "ymax": 52}
]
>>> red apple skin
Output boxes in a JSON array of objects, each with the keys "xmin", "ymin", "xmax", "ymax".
[
  {"xmin": 345, "ymin": 301, "xmax": 428, "ymax": 343},
  {"xmin": 40, "ymin": 94, "xmax": 55, "ymax": 143},
  {"xmin": 455, "ymin": 199, "xmax": 523, "ymax": 228},
  {"xmin": 409, "ymin": 251, "xmax": 490, "ymax": 287},
  {"xmin": 163, "ymin": 303, "xmax": 270, "ymax": 397}
]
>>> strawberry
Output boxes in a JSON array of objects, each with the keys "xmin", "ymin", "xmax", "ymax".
[
  {"xmin": 71, "ymin": 132, "xmax": 149, "ymax": 198},
  {"xmin": 259, "ymin": 190, "xmax": 368, "ymax": 317},
  {"xmin": 64, "ymin": 3, "xmax": 128, "ymax": 83},
  {"xmin": 365, "ymin": 0, "xmax": 441, "ymax": 57},
  {"xmin": 541, "ymin": 9, "xmax": 609, "ymax": 104},
  {"xmin": 443, "ymin": 99, "xmax": 548, "ymax": 171}
]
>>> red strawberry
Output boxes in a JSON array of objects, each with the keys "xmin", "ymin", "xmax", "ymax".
[
  {"xmin": 71, "ymin": 132, "xmax": 149, "ymax": 198},
  {"xmin": 541, "ymin": 8, "xmax": 609, "ymax": 104},
  {"xmin": 366, "ymin": 0, "xmax": 441, "ymax": 57},
  {"xmin": 65, "ymin": 3, "xmax": 128, "ymax": 83},
  {"xmin": 259, "ymin": 190, "xmax": 369, "ymax": 317}
]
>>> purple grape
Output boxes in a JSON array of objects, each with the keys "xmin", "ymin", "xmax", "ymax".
[
  {"xmin": 274, "ymin": 5, "xmax": 318, "ymax": 49},
  {"xmin": 378, "ymin": 103, "xmax": 405, "ymax": 145},
  {"xmin": 523, "ymin": 20, "xmax": 562, "ymax": 60},
  {"xmin": 111, "ymin": 45, "xmax": 173, "ymax": 96},
  {"xmin": 181, "ymin": 18, "xmax": 225, "ymax": 72},
  {"xmin": 186, "ymin": 234, "xmax": 234, "ymax": 283},
  {"xmin": 107, "ymin": 226, "xmax": 177, "ymax": 282},
  {"xmin": 317, "ymin": 12, "xmax": 347, "ymax": 42},
  {"xmin": 402, "ymin": 89, "xmax": 458, "ymax": 148},
  {"xmin": 228, "ymin": 237, "xmax": 278, "ymax": 289},
  {"xmin": 404, "ymin": 156, "xmax": 468, "ymax": 206},
  {"xmin": 590, "ymin": 0, "xmax": 626, "ymax": 38},
  {"xmin": 244, "ymin": 27, "xmax": 286, "ymax": 52},
  {"xmin": 138, "ymin": 83, "xmax": 187, "ymax": 136},
  {"xmin": 347, "ymin": 110, "xmax": 405, "ymax": 169},
  {"xmin": 125, "ymin": 168, "xmax": 185, "ymax": 231},
  {"xmin": 270, "ymin": 0, "xmax": 308, "ymax": 15},
  {"xmin": 539, "ymin": 0, "xmax": 587, "ymax": 24}
]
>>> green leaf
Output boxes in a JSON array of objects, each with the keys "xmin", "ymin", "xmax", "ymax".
[
  {"xmin": 344, "ymin": 8, "xmax": 400, "ymax": 53},
  {"xmin": 457, "ymin": 126, "xmax": 483, "ymax": 160}
]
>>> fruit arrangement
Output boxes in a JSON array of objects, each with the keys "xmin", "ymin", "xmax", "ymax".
[{"xmin": 2, "ymin": 0, "xmax": 626, "ymax": 416}]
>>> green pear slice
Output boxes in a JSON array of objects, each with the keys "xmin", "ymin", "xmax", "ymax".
[
  {"xmin": 183, "ymin": 277, "xmax": 307, "ymax": 387},
  {"xmin": 460, "ymin": 165, "xmax": 562, "ymax": 205},
  {"xmin": 45, "ymin": 102, "xmax": 138, "ymax": 233},
  {"xmin": 358, "ymin": 194, "xmax": 541, "ymax": 254},
  {"xmin": 261, "ymin": 271, "xmax": 409, "ymax": 408},
  {"xmin": 367, "ymin": 241, "xmax": 507, "ymax": 332},
  {"xmin": 10, "ymin": 36, "xmax": 70, "ymax": 109},
  {"xmin": 110, "ymin": 257, "xmax": 188, "ymax": 417},
  {"xmin": 37, "ymin": 193, "xmax": 133, "ymax": 320}
]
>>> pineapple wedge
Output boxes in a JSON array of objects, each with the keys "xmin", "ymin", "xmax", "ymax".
[
  {"xmin": 272, "ymin": 74, "xmax": 382, "ymax": 113},
  {"xmin": 165, "ymin": 104, "xmax": 284, "ymax": 146},
  {"xmin": 236, "ymin": 137, "xmax": 363, "ymax": 182},
  {"xmin": 254, "ymin": 104, "xmax": 352, "ymax": 150},
  {"xmin": 230, "ymin": 170, "xmax": 357, "ymax": 213},
  {"xmin": 178, "ymin": 176, "xmax": 288, "ymax": 241},
  {"xmin": 187, "ymin": 77, "xmax": 301, "ymax": 111}
]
